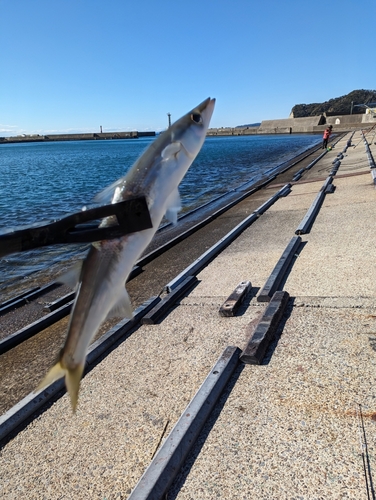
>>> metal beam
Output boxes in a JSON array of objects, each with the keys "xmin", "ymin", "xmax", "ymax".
[
  {"xmin": 258, "ymin": 236, "xmax": 301, "ymax": 302},
  {"xmin": 240, "ymin": 291, "xmax": 290, "ymax": 364},
  {"xmin": 128, "ymin": 346, "xmax": 241, "ymax": 500}
]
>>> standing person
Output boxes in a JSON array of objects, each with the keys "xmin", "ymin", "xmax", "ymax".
[{"xmin": 322, "ymin": 125, "xmax": 333, "ymax": 149}]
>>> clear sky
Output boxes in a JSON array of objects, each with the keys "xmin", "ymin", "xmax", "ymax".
[{"xmin": 1, "ymin": 0, "xmax": 375, "ymax": 136}]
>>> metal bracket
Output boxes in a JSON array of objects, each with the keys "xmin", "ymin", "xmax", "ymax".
[{"xmin": 0, "ymin": 196, "xmax": 152, "ymax": 257}]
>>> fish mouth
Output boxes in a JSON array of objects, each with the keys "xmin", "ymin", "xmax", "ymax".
[{"xmin": 197, "ymin": 97, "xmax": 216, "ymax": 123}]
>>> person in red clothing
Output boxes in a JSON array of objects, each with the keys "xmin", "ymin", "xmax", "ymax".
[{"xmin": 322, "ymin": 124, "xmax": 333, "ymax": 149}]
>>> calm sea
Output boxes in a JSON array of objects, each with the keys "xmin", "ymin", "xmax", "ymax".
[{"xmin": 0, "ymin": 134, "xmax": 320, "ymax": 289}]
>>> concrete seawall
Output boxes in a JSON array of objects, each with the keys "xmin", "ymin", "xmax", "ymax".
[
  {"xmin": 3, "ymin": 113, "xmax": 374, "ymax": 144},
  {"xmin": 0, "ymin": 131, "xmax": 155, "ymax": 144},
  {"xmin": 208, "ymin": 112, "xmax": 376, "ymax": 136}
]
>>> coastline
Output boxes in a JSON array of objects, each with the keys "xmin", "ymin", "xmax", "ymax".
[
  {"xmin": 2, "ymin": 109, "xmax": 374, "ymax": 145},
  {"xmin": 0, "ymin": 131, "xmax": 155, "ymax": 145},
  {"xmin": 2, "ymin": 131, "xmax": 376, "ymax": 498},
  {"xmin": 0, "ymin": 141, "xmax": 323, "ymax": 301}
]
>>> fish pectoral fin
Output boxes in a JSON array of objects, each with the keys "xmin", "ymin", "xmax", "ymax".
[
  {"xmin": 165, "ymin": 188, "xmax": 182, "ymax": 225},
  {"xmin": 57, "ymin": 261, "xmax": 83, "ymax": 290},
  {"xmin": 161, "ymin": 141, "xmax": 181, "ymax": 159},
  {"xmin": 94, "ymin": 177, "xmax": 127, "ymax": 204},
  {"xmin": 106, "ymin": 287, "xmax": 133, "ymax": 319}
]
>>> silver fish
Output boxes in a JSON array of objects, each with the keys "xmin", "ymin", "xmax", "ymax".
[{"xmin": 37, "ymin": 97, "xmax": 215, "ymax": 411}]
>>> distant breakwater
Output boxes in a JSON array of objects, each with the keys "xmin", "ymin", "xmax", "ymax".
[
  {"xmin": 2, "ymin": 110, "xmax": 372, "ymax": 145},
  {"xmin": 0, "ymin": 131, "xmax": 155, "ymax": 144},
  {"xmin": 208, "ymin": 111, "xmax": 375, "ymax": 136}
]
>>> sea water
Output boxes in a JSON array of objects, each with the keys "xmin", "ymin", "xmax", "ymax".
[{"xmin": 0, "ymin": 134, "xmax": 320, "ymax": 288}]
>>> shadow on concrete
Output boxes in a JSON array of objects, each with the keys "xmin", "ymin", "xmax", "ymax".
[
  {"xmin": 235, "ymin": 286, "xmax": 260, "ymax": 316},
  {"xmin": 167, "ymin": 362, "xmax": 245, "ymax": 499},
  {"xmin": 277, "ymin": 241, "xmax": 307, "ymax": 292}
]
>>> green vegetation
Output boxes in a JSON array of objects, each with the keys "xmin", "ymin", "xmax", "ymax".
[{"xmin": 291, "ymin": 89, "xmax": 376, "ymax": 117}]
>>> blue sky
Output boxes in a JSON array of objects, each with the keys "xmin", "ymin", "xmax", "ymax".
[{"xmin": 1, "ymin": 0, "xmax": 375, "ymax": 136}]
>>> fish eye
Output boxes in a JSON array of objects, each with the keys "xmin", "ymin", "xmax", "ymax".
[{"xmin": 191, "ymin": 113, "xmax": 202, "ymax": 124}]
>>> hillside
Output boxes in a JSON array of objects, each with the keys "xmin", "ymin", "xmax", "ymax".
[
  {"xmin": 291, "ymin": 89, "xmax": 376, "ymax": 117},
  {"xmin": 235, "ymin": 122, "xmax": 261, "ymax": 128}
]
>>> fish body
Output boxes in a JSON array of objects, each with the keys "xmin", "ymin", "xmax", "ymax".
[{"xmin": 38, "ymin": 97, "xmax": 215, "ymax": 410}]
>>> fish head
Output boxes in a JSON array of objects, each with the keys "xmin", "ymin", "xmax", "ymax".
[
  {"xmin": 150, "ymin": 97, "xmax": 215, "ymax": 211},
  {"xmin": 94, "ymin": 97, "xmax": 215, "ymax": 205},
  {"xmin": 171, "ymin": 97, "xmax": 216, "ymax": 158}
]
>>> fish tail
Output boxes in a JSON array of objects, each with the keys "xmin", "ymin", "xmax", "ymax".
[
  {"xmin": 37, "ymin": 361, "xmax": 66, "ymax": 392},
  {"xmin": 37, "ymin": 361, "xmax": 84, "ymax": 413},
  {"xmin": 65, "ymin": 364, "xmax": 85, "ymax": 413}
]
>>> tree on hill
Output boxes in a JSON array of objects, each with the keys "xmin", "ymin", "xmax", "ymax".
[{"xmin": 291, "ymin": 89, "xmax": 376, "ymax": 117}]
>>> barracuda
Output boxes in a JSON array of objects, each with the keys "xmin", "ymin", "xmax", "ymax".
[{"xmin": 37, "ymin": 97, "xmax": 216, "ymax": 411}]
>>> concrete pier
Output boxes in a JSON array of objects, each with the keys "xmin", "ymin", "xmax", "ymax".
[
  {"xmin": 208, "ymin": 112, "xmax": 376, "ymax": 136},
  {"xmin": 0, "ymin": 131, "xmax": 155, "ymax": 144},
  {"xmin": 1, "ymin": 131, "xmax": 376, "ymax": 499}
]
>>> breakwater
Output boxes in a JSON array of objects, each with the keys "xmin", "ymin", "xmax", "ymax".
[
  {"xmin": 208, "ymin": 111, "xmax": 376, "ymax": 136},
  {"xmin": 3, "ymin": 112, "xmax": 374, "ymax": 145},
  {"xmin": 0, "ymin": 130, "xmax": 155, "ymax": 144}
]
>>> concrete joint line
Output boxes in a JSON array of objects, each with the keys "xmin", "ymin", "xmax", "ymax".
[{"xmin": 142, "ymin": 276, "xmax": 198, "ymax": 324}]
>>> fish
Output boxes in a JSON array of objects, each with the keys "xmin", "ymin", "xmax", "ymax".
[{"xmin": 37, "ymin": 97, "xmax": 216, "ymax": 411}]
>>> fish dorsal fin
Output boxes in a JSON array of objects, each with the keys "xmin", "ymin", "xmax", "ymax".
[
  {"xmin": 57, "ymin": 261, "xmax": 83, "ymax": 290},
  {"xmin": 165, "ymin": 188, "xmax": 182, "ymax": 224},
  {"xmin": 161, "ymin": 141, "xmax": 181, "ymax": 159},
  {"xmin": 106, "ymin": 286, "xmax": 133, "ymax": 319}
]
